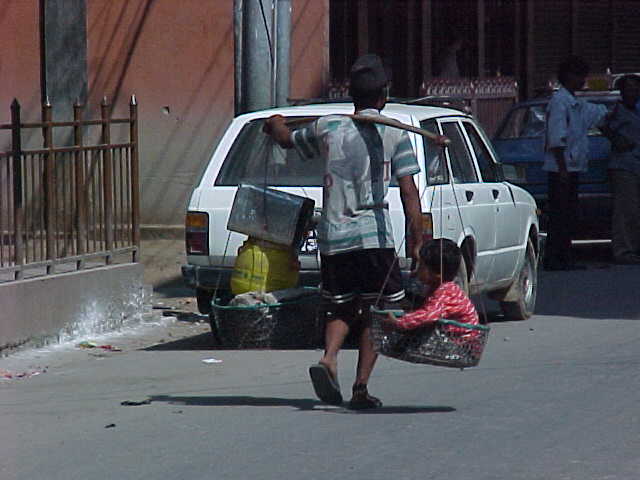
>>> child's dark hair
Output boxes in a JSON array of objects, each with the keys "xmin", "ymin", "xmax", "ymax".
[{"xmin": 419, "ymin": 238, "xmax": 461, "ymax": 282}]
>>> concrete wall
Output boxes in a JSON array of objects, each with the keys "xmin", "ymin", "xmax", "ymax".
[{"xmin": 0, "ymin": 263, "xmax": 145, "ymax": 353}]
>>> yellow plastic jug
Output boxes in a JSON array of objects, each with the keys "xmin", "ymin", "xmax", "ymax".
[{"xmin": 230, "ymin": 238, "xmax": 300, "ymax": 295}]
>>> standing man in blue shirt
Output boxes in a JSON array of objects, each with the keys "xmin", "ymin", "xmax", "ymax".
[
  {"xmin": 543, "ymin": 56, "xmax": 608, "ymax": 270},
  {"xmin": 602, "ymin": 74, "xmax": 640, "ymax": 264}
]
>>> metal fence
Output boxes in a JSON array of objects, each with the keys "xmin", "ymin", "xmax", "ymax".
[{"xmin": 0, "ymin": 96, "xmax": 140, "ymax": 282}]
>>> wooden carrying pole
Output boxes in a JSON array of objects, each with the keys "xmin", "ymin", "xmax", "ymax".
[{"xmin": 284, "ymin": 114, "xmax": 450, "ymax": 144}]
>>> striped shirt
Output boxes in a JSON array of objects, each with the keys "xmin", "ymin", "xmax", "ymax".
[
  {"xmin": 291, "ymin": 108, "xmax": 420, "ymax": 255},
  {"xmin": 396, "ymin": 281, "xmax": 479, "ymax": 330}
]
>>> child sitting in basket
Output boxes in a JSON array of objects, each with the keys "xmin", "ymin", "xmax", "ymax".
[{"xmin": 384, "ymin": 238, "xmax": 479, "ymax": 333}]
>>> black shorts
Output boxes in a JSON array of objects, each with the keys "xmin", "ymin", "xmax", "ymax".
[{"xmin": 320, "ymin": 248, "xmax": 405, "ymax": 306}]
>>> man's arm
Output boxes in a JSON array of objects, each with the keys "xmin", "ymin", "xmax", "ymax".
[
  {"xmin": 550, "ymin": 147, "xmax": 568, "ymax": 177},
  {"xmin": 398, "ymin": 174, "xmax": 423, "ymax": 270},
  {"xmin": 263, "ymin": 115, "xmax": 294, "ymax": 149}
]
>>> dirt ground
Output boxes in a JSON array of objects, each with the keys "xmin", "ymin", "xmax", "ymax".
[{"xmin": 137, "ymin": 237, "xmax": 213, "ymax": 343}]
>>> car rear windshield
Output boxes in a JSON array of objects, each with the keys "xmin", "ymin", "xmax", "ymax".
[
  {"xmin": 495, "ymin": 98, "xmax": 618, "ymax": 140},
  {"xmin": 215, "ymin": 118, "xmax": 325, "ymax": 187},
  {"xmin": 215, "ymin": 117, "xmax": 419, "ymax": 187}
]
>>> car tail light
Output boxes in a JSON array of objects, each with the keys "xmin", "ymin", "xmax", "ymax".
[{"xmin": 185, "ymin": 212, "xmax": 209, "ymax": 255}]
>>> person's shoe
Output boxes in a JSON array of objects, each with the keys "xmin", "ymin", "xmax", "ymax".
[
  {"xmin": 348, "ymin": 384, "xmax": 382, "ymax": 410},
  {"xmin": 614, "ymin": 254, "xmax": 640, "ymax": 265},
  {"xmin": 309, "ymin": 363, "xmax": 343, "ymax": 406}
]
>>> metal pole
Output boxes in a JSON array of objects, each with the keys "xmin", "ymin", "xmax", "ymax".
[
  {"xmin": 43, "ymin": 98, "xmax": 56, "ymax": 272},
  {"xmin": 11, "ymin": 99, "xmax": 24, "ymax": 280},
  {"xmin": 101, "ymin": 97, "xmax": 114, "ymax": 264},
  {"xmin": 129, "ymin": 95, "xmax": 140, "ymax": 261},
  {"xmin": 73, "ymin": 99, "xmax": 86, "ymax": 269},
  {"xmin": 242, "ymin": 0, "xmax": 274, "ymax": 113},
  {"xmin": 274, "ymin": 0, "xmax": 291, "ymax": 107},
  {"xmin": 234, "ymin": 0, "xmax": 244, "ymax": 116}
]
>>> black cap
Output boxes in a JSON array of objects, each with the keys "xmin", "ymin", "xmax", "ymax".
[{"xmin": 349, "ymin": 54, "xmax": 388, "ymax": 96}]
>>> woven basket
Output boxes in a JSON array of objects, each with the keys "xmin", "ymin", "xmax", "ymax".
[
  {"xmin": 210, "ymin": 288, "xmax": 321, "ymax": 348},
  {"xmin": 369, "ymin": 307, "xmax": 490, "ymax": 368}
]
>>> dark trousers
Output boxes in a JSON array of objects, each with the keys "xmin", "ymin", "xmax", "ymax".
[
  {"xmin": 610, "ymin": 169, "xmax": 640, "ymax": 259},
  {"xmin": 544, "ymin": 172, "xmax": 579, "ymax": 267}
]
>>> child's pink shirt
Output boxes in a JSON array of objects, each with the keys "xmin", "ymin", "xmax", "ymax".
[{"xmin": 395, "ymin": 281, "xmax": 479, "ymax": 330}]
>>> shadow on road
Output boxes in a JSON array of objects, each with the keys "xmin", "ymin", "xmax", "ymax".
[
  {"xmin": 150, "ymin": 394, "xmax": 320, "ymax": 410},
  {"xmin": 144, "ymin": 333, "xmax": 219, "ymax": 351},
  {"xmin": 149, "ymin": 395, "xmax": 456, "ymax": 414},
  {"xmin": 534, "ymin": 264, "xmax": 640, "ymax": 320},
  {"xmin": 337, "ymin": 405, "xmax": 456, "ymax": 414}
]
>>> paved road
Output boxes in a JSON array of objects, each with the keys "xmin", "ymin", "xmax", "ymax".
[{"xmin": 1, "ymin": 255, "xmax": 639, "ymax": 480}]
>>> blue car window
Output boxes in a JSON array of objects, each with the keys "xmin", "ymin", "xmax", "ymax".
[{"xmin": 521, "ymin": 106, "xmax": 546, "ymax": 137}]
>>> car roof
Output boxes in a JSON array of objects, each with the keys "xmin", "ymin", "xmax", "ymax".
[
  {"xmin": 516, "ymin": 91, "xmax": 620, "ymax": 107},
  {"xmin": 234, "ymin": 102, "xmax": 468, "ymax": 124}
]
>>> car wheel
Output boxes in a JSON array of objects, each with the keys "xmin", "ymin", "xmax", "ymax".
[
  {"xmin": 454, "ymin": 254, "xmax": 469, "ymax": 295},
  {"xmin": 500, "ymin": 239, "xmax": 537, "ymax": 320}
]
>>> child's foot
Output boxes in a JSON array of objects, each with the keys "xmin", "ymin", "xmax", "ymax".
[{"xmin": 348, "ymin": 383, "xmax": 382, "ymax": 410}]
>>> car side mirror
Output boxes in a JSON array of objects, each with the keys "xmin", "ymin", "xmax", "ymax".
[{"xmin": 501, "ymin": 163, "xmax": 527, "ymax": 184}]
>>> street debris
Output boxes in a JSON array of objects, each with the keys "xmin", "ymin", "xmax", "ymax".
[
  {"xmin": 76, "ymin": 341, "xmax": 122, "ymax": 351},
  {"xmin": 1, "ymin": 367, "xmax": 47, "ymax": 380},
  {"xmin": 120, "ymin": 398, "xmax": 152, "ymax": 406},
  {"xmin": 202, "ymin": 358, "xmax": 223, "ymax": 364},
  {"xmin": 105, "ymin": 423, "xmax": 116, "ymax": 428}
]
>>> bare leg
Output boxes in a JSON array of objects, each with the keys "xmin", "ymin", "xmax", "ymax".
[
  {"xmin": 319, "ymin": 317, "xmax": 349, "ymax": 381},
  {"xmin": 354, "ymin": 324, "xmax": 378, "ymax": 385}
]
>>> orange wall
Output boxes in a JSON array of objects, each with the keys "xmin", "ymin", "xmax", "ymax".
[
  {"xmin": 0, "ymin": 0, "xmax": 328, "ymax": 225},
  {"xmin": 86, "ymin": 0, "xmax": 329, "ymax": 226},
  {"xmin": 0, "ymin": 0, "xmax": 41, "ymax": 149},
  {"xmin": 291, "ymin": 0, "xmax": 329, "ymax": 100}
]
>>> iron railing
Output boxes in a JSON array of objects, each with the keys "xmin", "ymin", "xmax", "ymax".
[{"xmin": 0, "ymin": 96, "xmax": 140, "ymax": 282}]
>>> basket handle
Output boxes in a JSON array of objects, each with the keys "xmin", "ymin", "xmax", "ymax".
[{"xmin": 369, "ymin": 305, "xmax": 405, "ymax": 317}]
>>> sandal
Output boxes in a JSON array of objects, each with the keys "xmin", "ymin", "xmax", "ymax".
[
  {"xmin": 348, "ymin": 383, "xmax": 382, "ymax": 410},
  {"xmin": 309, "ymin": 363, "xmax": 343, "ymax": 406}
]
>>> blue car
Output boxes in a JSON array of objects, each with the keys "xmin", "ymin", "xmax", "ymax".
[{"xmin": 492, "ymin": 92, "xmax": 619, "ymax": 239}]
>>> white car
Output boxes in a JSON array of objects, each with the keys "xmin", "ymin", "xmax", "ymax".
[{"xmin": 182, "ymin": 102, "xmax": 539, "ymax": 320}]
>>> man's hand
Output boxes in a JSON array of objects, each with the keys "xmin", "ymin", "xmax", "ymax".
[
  {"xmin": 433, "ymin": 134, "xmax": 450, "ymax": 147},
  {"xmin": 382, "ymin": 312, "xmax": 398, "ymax": 332},
  {"xmin": 262, "ymin": 114, "xmax": 285, "ymax": 135},
  {"xmin": 263, "ymin": 115, "xmax": 293, "ymax": 148}
]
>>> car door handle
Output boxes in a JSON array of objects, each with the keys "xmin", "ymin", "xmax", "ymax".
[
  {"xmin": 465, "ymin": 190, "xmax": 474, "ymax": 202},
  {"xmin": 492, "ymin": 189, "xmax": 500, "ymax": 200}
]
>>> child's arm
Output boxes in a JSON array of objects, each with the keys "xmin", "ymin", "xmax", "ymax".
[
  {"xmin": 384, "ymin": 312, "xmax": 399, "ymax": 324},
  {"xmin": 395, "ymin": 291, "xmax": 444, "ymax": 330}
]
